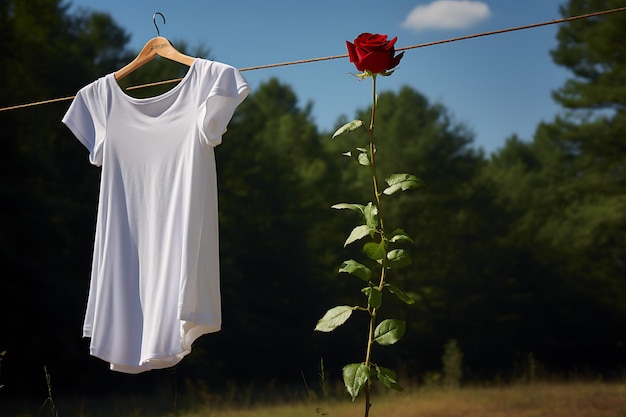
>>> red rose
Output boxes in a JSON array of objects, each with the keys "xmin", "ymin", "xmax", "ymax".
[{"xmin": 346, "ymin": 33, "xmax": 404, "ymax": 74}]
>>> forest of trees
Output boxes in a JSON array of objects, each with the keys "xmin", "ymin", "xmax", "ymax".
[{"xmin": 1, "ymin": 0, "xmax": 625, "ymax": 401}]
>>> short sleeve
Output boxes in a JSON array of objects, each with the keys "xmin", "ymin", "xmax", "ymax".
[
  {"xmin": 62, "ymin": 78, "xmax": 109, "ymax": 166},
  {"xmin": 199, "ymin": 63, "xmax": 250, "ymax": 146}
]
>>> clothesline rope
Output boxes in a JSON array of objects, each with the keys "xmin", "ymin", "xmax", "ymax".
[{"xmin": 2, "ymin": 6, "xmax": 625, "ymax": 113}]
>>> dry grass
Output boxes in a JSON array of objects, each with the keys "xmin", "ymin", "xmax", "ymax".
[
  {"xmin": 185, "ymin": 381, "xmax": 626, "ymax": 417},
  {"xmin": 6, "ymin": 380, "xmax": 626, "ymax": 417}
]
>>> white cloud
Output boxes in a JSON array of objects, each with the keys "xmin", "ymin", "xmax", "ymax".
[{"xmin": 402, "ymin": 1, "xmax": 491, "ymax": 31}]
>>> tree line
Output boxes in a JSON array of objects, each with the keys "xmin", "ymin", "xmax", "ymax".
[{"xmin": 0, "ymin": 0, "xmax": 625, "ymax": 399}]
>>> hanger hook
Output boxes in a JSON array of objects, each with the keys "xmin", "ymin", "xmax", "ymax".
[{"xmin": 153, "ymin": 12, "xmax": 166, "ymax": 37}]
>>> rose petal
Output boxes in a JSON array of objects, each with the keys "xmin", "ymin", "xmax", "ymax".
[
  {"xmin": 348, "ymin": 33, "xmax": 402, "ymax": 74},
  {"xmin": 357, "ymin": 51, "xmax": 391, "ymax": 74},
  {"xmin": 346, "ymin": 41, "xmax": 358, "ymax": 64},
  {"xmin": 389, "ymin": 51, "xmax": 404, "ymax": 70}
]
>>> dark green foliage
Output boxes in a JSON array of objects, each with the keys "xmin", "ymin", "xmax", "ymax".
[
  {"xmin": 203, "ymin": 78, "xmax": 333, "ymax": 384},
  {"xmin": 474, "ymin": 0, "xmax": 626, "ymax": 372},
  {"xmin": 0, "ymin": 0, "xmax": 133, "ymax": 397},
  {"xmin": 1, "ymin": 0, "xmax": 625, "ymax": 404}
]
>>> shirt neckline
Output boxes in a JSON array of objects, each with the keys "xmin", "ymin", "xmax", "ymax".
[{"xmin": 108, "ymin": 58, "xmax": 200, "ymax": 105}]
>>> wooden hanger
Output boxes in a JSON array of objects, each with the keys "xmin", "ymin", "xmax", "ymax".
[{"xmin": 114, "ymin": 12, "xmax": 195, "ymax": 81}]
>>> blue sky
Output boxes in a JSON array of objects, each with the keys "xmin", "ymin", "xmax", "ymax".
[{"xmin": 67, "ymin": 0, "xmax": 572, "ymax": 155}]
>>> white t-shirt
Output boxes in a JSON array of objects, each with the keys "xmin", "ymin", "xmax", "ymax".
[{"xmin": 62, "ymin": 59, "xmax": 250, "ymax": 373}]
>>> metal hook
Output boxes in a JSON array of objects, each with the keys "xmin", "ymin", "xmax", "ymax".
[{"xmin": 153, "ymin": 12, "xmax": 166, "ymax": 37}]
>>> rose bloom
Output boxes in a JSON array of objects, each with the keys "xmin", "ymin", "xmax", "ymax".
[{"xmin": 346, "ymin": 33, "xmax": 404, "ymax": 74}]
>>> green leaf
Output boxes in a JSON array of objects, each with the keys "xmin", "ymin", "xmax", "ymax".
[
  {"xmin": 315, "ymin": 306, "xmax": 356, "ymax": 332},
  {"xmin": 357, "ymin": 152, "xmax": 370, "ymax": 166},
  {"xmin": 385, "ymin": 284, "xmax": 415, "ymax": 305},
  {"xmin": 383, "ymin": 174, "xmax": 423, "ymax": 195},
  {"xmin": 344, "ymin": 225, "xmax": 373, "ymax": 247},
  {"xmin": 339, "ymin": 260, "xmax": 371, "ymax": 281},
  {"xmin": 374, "ymin": 319, "xmax": 406, "ymax": 345},
  {"xmin": 331, "ymin": 203, "xmax": 365, "ymax": 214},
  {"xmin": 332, "ymin": 203, "xmax": 377, "ymax": 232},
  {"xmin": 356, "ymin": 147, "xmax": 371, "ymax": 166},
  {"xmin": 363, "ymin": 241, "xmax": 386, "ymax": 261},
  {"xmin": 364, "ymin": 203, "xmax": 379, "ymax": 230},
  {"xmin": 343, "ymin": 363, "xmax": 370, "ymax": 401},
  {"xmin": 389, "ymin": 228, "xmax": 414, "ymax": 244},
  {"xmin": 376, "ymin": 367, "xmax": 404, "ymax": 391},
  {"xmin": 361, "ymin": 286, "xmax": 382, "ymax": 309},
  {"xmin": 387, "ymin": 249, "xmax": 412, "ymax": 269},
  {"xmin": 332, "ymin": 119, "xmax": 365, "ymax": 139}
]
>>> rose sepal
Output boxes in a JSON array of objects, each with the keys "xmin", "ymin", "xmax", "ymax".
[
  {"xmin": 349, "ymin": 70, "xmax": 374, "ymax": 80},
  {"xmin": 379, "ymin": 69, "xmax": 397, "ymax": 77}
]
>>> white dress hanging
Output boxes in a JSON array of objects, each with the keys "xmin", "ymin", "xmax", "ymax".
[{"xmin": 62, "ymin": 59, "xmax": 250, "ymax": 373}]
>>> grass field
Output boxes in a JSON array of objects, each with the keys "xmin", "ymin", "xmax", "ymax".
[
  {"xmin": 7, "ymin": 380, "xmax": 626, "ymax": 417},
  {"xmin": 183, "ymin": 381, "xmax": 626, "ymax": 417}
]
